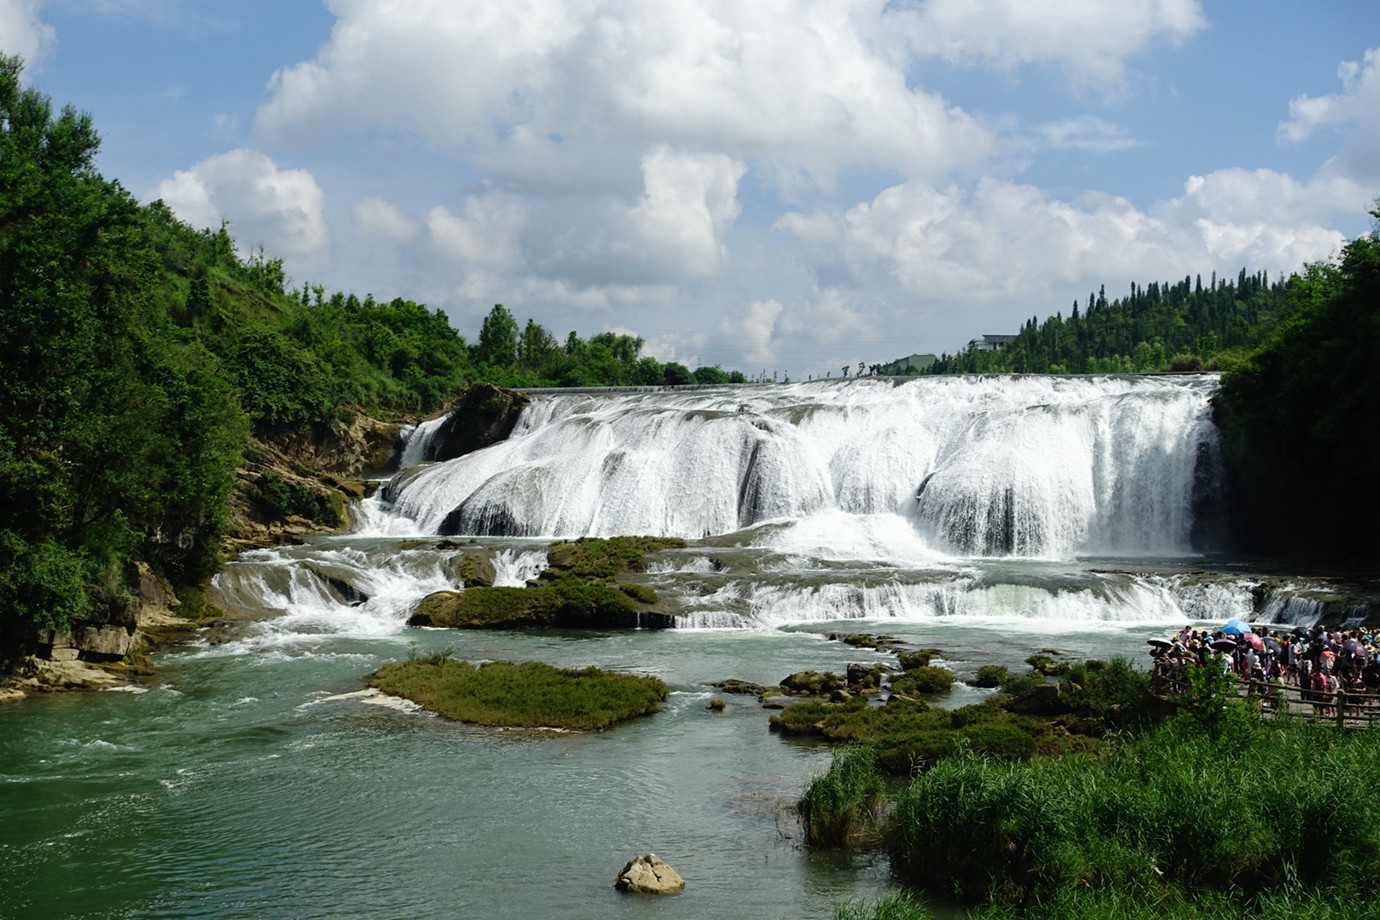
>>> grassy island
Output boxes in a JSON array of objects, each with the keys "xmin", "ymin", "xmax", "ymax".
[{"xmin": 368, "ymin": 656, "xmax": 668, "ymax": 730}]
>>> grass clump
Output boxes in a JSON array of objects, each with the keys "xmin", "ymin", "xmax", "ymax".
[
  {"xmin": 799, "ymin": 745, "xmax": 886, "ymax": 847},
  {"xmin": 973, "ymin": 664, "xmax": 1009, "ymax": 688},
  {"xmin": 369, "ymin": 657, "xmax": 667, "ymax": 730},
  {"xmin": 890, "ymin": 666, "xmax": 954, "ymax": 696}
]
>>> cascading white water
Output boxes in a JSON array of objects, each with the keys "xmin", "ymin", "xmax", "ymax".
[{"xmin": 379, "ymin": 375, "xmax": 1222, "ymax": 559}]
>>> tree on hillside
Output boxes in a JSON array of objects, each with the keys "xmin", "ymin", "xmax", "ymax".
[
  {"xmin": 0, "ymin": 55, "xmax": 247, "ymax": 637},
  {"xmin": 475, "ymin": 304, "xmax": 519, "ymax": 367}
]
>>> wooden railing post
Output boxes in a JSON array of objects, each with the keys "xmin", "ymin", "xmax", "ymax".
[{"xmin": 1337, "ymin": 690, "xmax": 1347, "ymax": 729}]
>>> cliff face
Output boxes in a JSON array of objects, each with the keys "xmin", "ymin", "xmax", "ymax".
[{"xmin": 421, "ymin": 383, "xmax": 529, "ymax": 463}]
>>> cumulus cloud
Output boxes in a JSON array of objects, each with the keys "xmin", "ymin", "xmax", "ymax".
[
  {"xmin": 0, "ymin": 0, "xmax": 55, "ymax": 65},
  {"xmin": 151, "ymin": 149, "xmax": 331, "ymax": 274},
  {"xmin": 896, "ymin": 0, "xmax": 1207, "ymax": 88},
  {"xmin": 255, "ymin": 0, "xmax": 993, "ymax": 192},
  {"xmin": 777, "ymin": 171, "xmax": 1348, "ymax": 310},
  {"xmin": 1280, "ymin": 48, "xmax": 1380, "ymax": 141},
  {"xmin": 620, "ymin": 148, "xmax": 746, "ymax": 279},
  {"xmin": 352, "ymin": 195, "xmax": 418, "ymax": 243},
  {"xmin": 1279, "ymin": 47, "xmax": 1380, "ymax": 189}
]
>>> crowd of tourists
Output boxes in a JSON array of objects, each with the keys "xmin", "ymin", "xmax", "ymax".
[{"xmin": 1149, "ymin": 621, "xmax": 1380, "ymax": 718}]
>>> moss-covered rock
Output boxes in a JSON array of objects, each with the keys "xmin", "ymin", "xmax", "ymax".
[
  {"xmin": 890, "ymin": 666, "xmax": 954, "ymax": 697},
  {"xmin": 409, "ymin": 536, "xmax": 682, "ymax": 632},
  {"xmin": 780, "ymin": 670, "xmax": 847, "ymax": 696}
]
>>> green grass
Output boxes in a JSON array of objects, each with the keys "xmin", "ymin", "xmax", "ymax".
[
  {"xmin": 862, "ymin": 716, "xmax": 1380, "ymax": 906},
  {"xmin": 799, "ymin": 745, "xmax": 885, "ymax": 847},
  {"xmin": 833, "ymin": 885, "xmax": 1363, "ymax": 920},
  {"xmin": 811, "ymin": 655, "xmax": 1380, "ymax": 917},
  {"xmin": 368, "ymin": 657, "xmax": 668, "ymax": 730}
]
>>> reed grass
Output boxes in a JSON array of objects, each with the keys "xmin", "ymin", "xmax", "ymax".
[
  {"xmin": 368, "ymin": 657, "xmax": 667, "ymax": 730},
  {"xmin": 798, "ymin": 745, "xmax": 885, "ymax": 847},
  {"xmin": 883, "ymin": 716, "xmax": 1380, "ymax": 905}
]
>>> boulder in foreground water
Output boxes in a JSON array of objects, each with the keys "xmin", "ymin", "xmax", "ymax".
[{"xmin": 614, "ymin": 853, "xmax": 685, "ymax": 894}]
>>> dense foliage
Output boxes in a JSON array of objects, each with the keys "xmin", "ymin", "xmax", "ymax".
[
  {"xmin": 1212, "ymin": 207, "xmax": 1380, "ymax": 562},
  {"xmin": 807, "ymin": 663, "xmax": 1380, "ymax": 919},
  {"xmin": 923, "ymin": 269, "xmax": 1288, "ymax": 375}
]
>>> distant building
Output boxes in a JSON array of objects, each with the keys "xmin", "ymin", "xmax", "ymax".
[
  {"xmin": 968, "ymin": 334, "xmax": 1017, "ymax": 352},
  {"xmin": 878, "ymin": 353, "xmax": 937, "ymax": 375}
]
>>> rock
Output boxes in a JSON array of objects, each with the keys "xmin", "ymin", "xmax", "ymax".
[
  {"xmin": 1007, "ymin": 682, "xmax": 1070, "ymax": 715},
  {"xmin": 408, "ymin": 591, "xmax": 464, "ymax": 627},
  {"xmin": 423, "ymin": 384, "xmax": 530, "ymax": 462},
  {"xmin": 779, "ymin": 670, "xmax": 845, "ymax": 695},
  {"xmin": 614, "ymin": 853, "xmax": 685, "ymax": 895},
  {"xmin": 714, "ymin": 678, "xmax": 773, "ymax": 696},
  {"xmin": 847, "ymin": 662, "xmax": 888, "ymax": 691},
  {"xmin": 455, "ymin": 550, "xmax": 496, "ymax": 588},
  {"xmin": 259, "ymin": 413, "xmax": 404, "ymax": 477}
]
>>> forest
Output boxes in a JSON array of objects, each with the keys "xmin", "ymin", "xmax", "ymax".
[{"xmin": 923, "ymin": 269, "xmax": 1288, "ymax": 376}]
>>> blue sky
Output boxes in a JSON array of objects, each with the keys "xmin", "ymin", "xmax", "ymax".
[{"xmin": 5, "ymin": 0, "xmax": 1378, "ymax": 377}]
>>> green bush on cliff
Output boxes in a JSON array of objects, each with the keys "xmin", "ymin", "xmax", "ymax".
[
  {"xmin": 368, "ymin": 657, "xmax": 667, "ymax": 730},
  {"xmin": 1213, "ymin": 205, "xmax": 1380, "ymax": 562}
]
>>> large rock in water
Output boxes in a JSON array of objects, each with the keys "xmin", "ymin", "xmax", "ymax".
[
  {"xmin": 424, "ymin": 383, "xmax": 529, "ymax": 462},
  {"xmin": 614, "ymin": 854, "xmax": 685, "ymax": 895}
]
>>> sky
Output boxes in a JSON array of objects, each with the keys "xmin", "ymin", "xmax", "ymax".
[{"xmin": 4, "ymin": 1, "xmax": 1378, "ymax": 378}]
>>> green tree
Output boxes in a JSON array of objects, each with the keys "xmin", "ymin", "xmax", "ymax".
[{"xmin": 475, "ymin": 304, "xmax": 519, "ymax": 367}]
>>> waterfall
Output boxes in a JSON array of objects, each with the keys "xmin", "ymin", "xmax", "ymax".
[{"xmin": 377, "ymin": 375, "xmax": 1222, "ymax": 559}]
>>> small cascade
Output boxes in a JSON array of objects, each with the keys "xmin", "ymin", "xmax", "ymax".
[{"xmin": 663, "ymin": 567, "xmax": 1270, "ymax": 632}]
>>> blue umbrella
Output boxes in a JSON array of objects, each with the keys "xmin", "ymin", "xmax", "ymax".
[{"xmin": 1220, "ymin": 619, "xmax": 1250, "ymax": 636}]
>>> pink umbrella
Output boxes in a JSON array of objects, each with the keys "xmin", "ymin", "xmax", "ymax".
[{"xmin": 1245, "ymin": 632, "xmax": 1265, "ymax": 651}]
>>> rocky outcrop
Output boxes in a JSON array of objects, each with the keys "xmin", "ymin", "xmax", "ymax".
[
  {"xmin": 422, "ymin": 384, "xmax": 529, "ymax": 462},
  {"xmin": 615, "ymin": 854, "xmax": 685, "ymax": 895},
  {"xmin": 0, "ymin": 562, "xmax": 192, "ymax": 702},
  {"xmin": 261, "ymin": 411, "xmax": 405, "ymax": 478}
]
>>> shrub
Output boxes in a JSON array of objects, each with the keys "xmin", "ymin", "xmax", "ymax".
[
  {"xmin": 973, "ymin": 665, "xmax": 1009, "ymax": 688},
  {"xmin": 799, "ymin": 745, "xmax": 885, "ymax": 847}
]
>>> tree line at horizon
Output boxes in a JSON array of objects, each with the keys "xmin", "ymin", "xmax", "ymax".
[{"xmin": 919, "ymin": 268, "xmax": 1288, "ymax": 376}]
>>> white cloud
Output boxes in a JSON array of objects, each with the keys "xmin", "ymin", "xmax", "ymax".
[
  {"xmin": 1279, "ymin": 47, "xmax": 1380, "ymax": 190},
  {"xmin": 352, "ymin": 195, "xmax": 418, "ymax": 243},
  {"xmin": 1037, "ymin": 116, "xmax": 1139, "ymax": 153},
  {"xmin": 424, "ymin": 193, "xmax": 527, "ymax": 273},
  {"xmin": 777, "ymin": 171, "xmax": 1349, "ymax": 313},
  {"xmin": 0, "ymin": 0, "xmax": 55, "ymax": 65},
  {"xmin": 1280, "ymin": 47, "xmax": 1380, "ymax": 142},
  {"xmin": 620, "ymin": 148, "xmax": 746, "ymax": 279},
  {"xmin": 151, "ymin": 149, "xmax": 331, "ymax": 275},
  {"xmin": 896, "ymin": 0, "xmax": 1207, "ymax": 88},
  {"xmin": 255, "ymin": 0, "xmax": 993, "ymax": 192},
  {"xmin": 717, "ymin": 298, "xmax": 784, "ymax": 367}
]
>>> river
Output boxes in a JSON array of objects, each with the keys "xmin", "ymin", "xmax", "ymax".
[{"xmin": 0, "ymin": 376, "xmax": 1334, "ymax": 919}]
